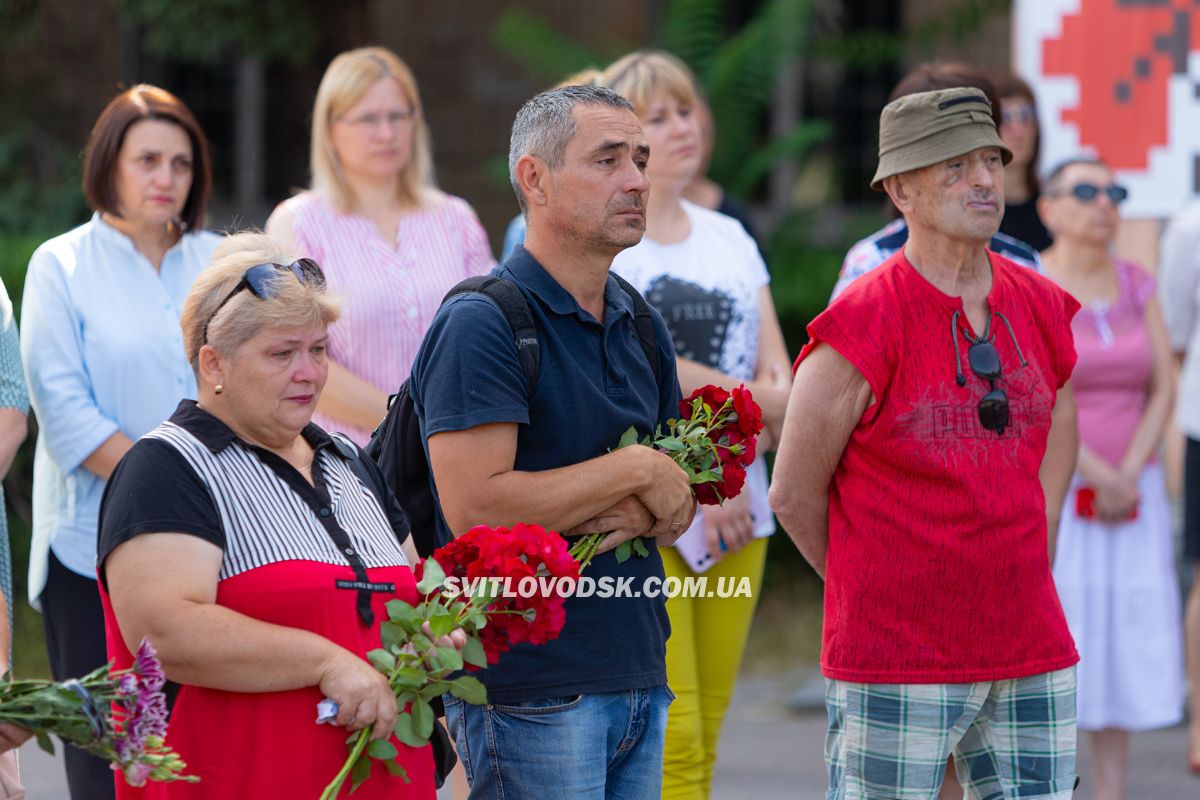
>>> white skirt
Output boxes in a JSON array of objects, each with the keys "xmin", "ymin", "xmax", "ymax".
[{"xmin": 1052, "ymin": 463, "xmax": 1185, "ymax": 731}]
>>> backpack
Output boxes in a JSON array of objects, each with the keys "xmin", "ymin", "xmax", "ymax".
[{"xmin": 364, "ymin": 273, "xmax": 660, "ymax": 557}]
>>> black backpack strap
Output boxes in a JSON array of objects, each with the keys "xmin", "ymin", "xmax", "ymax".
[
  {"xmin": 609, "ymin": 272, "xmax": 660, "ymax": 385},
  {"xmin": 443, "ymin": 276, "xmax": 540, "ymax": 393}
]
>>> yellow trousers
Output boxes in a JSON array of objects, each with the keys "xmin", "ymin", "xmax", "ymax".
[{"xmin": 661, "ymin": 536, "xmax": 768, "ymax": 799}]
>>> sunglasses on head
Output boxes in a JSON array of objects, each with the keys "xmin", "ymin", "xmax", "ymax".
[
  {"xmin": 1063, "ymin": 182, "xmax": 1128, "ymax": 205},
  {"xmin": 951, "ymin": 310, "xmax": 1029, "ymax": 435},
  {"xmin": 203, "ymin": 259, "xmax": 326, "ymax": 343}
]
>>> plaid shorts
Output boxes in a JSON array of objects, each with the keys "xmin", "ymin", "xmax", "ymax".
[{"xmin": 825, "ymin": 667, "xmax": 1077, "ymax": 800}]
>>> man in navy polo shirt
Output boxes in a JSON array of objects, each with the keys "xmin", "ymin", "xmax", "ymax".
[{"xmin": 409, "ymin": 85, "xmax": 695, "ymax": 797}]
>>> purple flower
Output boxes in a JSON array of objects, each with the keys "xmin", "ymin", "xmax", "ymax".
[
  {"xmin": 119, "ymin": 761, "xmax": 152, "ymax": 788},
  {"xmin": 131, "ymin": 690, "xmax": 168, "ymax": 744},
  {"xmin": 117, "ymin": 674, "xmax": 138, "ymax": 696},
  {"xmin": 134, "ymin": 639, "xmax": 165, "ymax": 693}
]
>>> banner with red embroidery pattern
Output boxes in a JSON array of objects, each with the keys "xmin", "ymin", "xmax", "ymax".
[{"xmin": 1016, "ymin": 0, "xmax": 1200, "ymax": 217}]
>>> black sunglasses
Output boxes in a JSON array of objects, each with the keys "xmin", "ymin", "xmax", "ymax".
[
  {"xmin": 951, "ymin": 311, "xmax": 1029, "ymax": 435},
  {"xmin": 1064, "ymin": 182, "xmax": 1128, "ymax": 205},
  {"xmin": 203, "ymin": 259, "xmax": 326, "ymax": 343}
]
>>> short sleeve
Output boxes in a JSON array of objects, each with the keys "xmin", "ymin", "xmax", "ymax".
[
  {"xmin": 411, "ymin": 295, "xmax": 530, "ymax": 436},
  {"xmin": 98, "ymin": 438, "xmax": 224, "ymax": 580},
  {"xmin": 1049, "ymin": 286, "xmax": 1082, "ymax": 390},
  {"xmin": 796, "ymin": 292, "xmax": 896, "ymax": 422}
]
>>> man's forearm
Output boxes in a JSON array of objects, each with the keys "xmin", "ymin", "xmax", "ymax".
[
  {"xmin": 1040, "ymin": 384, "xmax": 1078, "ymax": 561},
  {"xmin": 437, "ymin": 446, "xmax": 660, "ymax": 536},
  {"xmin": 770, "ymin": 487, "xmax": 830, "ymax": 579}
]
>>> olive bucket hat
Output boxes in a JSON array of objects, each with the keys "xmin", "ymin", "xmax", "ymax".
[{"xmin": 871, "ymin": 87, "xmax": 1012, "ymax": 191}]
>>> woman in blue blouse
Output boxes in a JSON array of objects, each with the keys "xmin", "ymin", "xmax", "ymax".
[{"xmin": 20, "ymin": 84, "xmax": 218, "ymax": 800}]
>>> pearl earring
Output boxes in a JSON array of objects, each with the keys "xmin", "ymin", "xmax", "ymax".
[{"xmin": 214, "ymin": 384, "xmax": 223, "ymax": 394}]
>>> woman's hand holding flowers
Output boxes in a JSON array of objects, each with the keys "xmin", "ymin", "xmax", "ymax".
[{"xmin": 316, "ymin": 647, "xmax": 398, "ymax": 741}]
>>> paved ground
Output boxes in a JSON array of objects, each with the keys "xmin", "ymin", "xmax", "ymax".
[{"xmin": 17, "ymin": 670, "xmax": 1200, "ymax": 798}]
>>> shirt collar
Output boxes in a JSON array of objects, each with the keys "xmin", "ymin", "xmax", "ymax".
[
  {"xmin": 501, "ymin": 245, "xmax": 636, "ymax": 325},
  {"xmin": 169, "ymin": 399, "xmax": 339, "ymax": 457},
  {"xmin": 90, "ymin": 211, "xmax": 188, "ymax": 260}
]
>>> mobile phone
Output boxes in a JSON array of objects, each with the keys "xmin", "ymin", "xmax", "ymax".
[{"xmin": 1075, "ymin": 486, "xmax": 1138, "ymax": 521}]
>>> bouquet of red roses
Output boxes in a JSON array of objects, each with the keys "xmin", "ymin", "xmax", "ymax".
[
  {"xmin": 569, "ymin": 384, "xmax": 764, "ymax": 569},
  {"xmin": 321, "ymin": 523, "xmax": 578, "ymax": 798}
]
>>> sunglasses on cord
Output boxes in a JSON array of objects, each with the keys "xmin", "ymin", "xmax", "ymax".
[
  {"xmin": 202, "ymin": 259, "xmax": 326, "ymax": 343},
  {"xmin": 951, "ymin": 310, "xmax": 1029, "ymax": 435}
]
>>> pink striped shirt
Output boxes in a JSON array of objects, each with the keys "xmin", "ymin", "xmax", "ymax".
[{"xmin": 282, "ymin": 191, "xmax": 495, "ymax": 444}]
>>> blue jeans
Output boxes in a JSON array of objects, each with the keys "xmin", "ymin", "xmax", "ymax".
[{"xmin": 444, "ymin": 686, "xmax": 673, "ymax": 799}]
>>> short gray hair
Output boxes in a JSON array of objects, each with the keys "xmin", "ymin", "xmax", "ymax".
[
  {"xmin": 1043, "ymin": 155, "xmax": 1108, "ymax": 195},
  {"xmin": 508, "ymin": 85, "xmax": 634, "ymax": 212}
]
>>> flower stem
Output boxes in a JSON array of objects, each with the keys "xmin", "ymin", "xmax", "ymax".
[{"xmin": 318, "ymin": 728, "xmax": 370, "ymax": 800}]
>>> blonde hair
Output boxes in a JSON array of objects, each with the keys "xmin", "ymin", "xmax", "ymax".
[
  {"xmin": 555, "ymin": 68, "xmax": 601, "ymax": 89},
  {"xmin": 181, "ymin": 233, "xmax": 341, "ymax": 376},
  {"xmin": 598, "ymin": 50, "xmax": 699, "ymax": 118},
  {"xmin": 310, "ymin": 46, "xmax": 435, "ymax": 212}
]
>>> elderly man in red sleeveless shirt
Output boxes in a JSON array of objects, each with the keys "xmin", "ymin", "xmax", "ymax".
[{"xmin": 770, "ymin": 87, "xmax": 1081, "ymax": 799}]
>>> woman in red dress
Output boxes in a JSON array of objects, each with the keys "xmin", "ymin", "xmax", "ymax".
[{"xmin": 97, "ymin": 232, "xmax": 454, "ymax": 798}]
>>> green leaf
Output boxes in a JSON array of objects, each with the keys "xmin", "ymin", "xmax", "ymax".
[
  {"xmin": 366, "ymin": 738, "xmax": 399, "ymax": 761},
  {"xmin": 392, "ymin": 712, "xmax": 427, "ymax": 748},
  {"xmin": 616, "ymin": 425, "xmax": 640, "ymax": 449},
  {"xmin": 411, "ymin": 698, "xmax": 435, "ymax": 740},
  {"xmin": 448, "ymin": 675, "xmax": 488, "ymax": 705},
  {"xmin": 461, "ymin": 636, "xmax": 488, "ymax": 669},
  {"xmin": 380, "ymin": 620, "xmax": 407, "ymax": 650},
  {"xmin": 350, "ymin": 752, "xmax": 371, "ymax": 792},
  {"xmin": 415, "ymin": 559, "xmax": 446, "ymax": 595},
  {"xmin": 631, "ymin": 538, "xmax": 651, "ymax": 558},
  {"xmin": 656, "ymin": 436, "xmax": 684, "ymax": 451},
  {"xmin": 35, "ymin": 731, "xmax": 54, "ymax": 755},
  {"xmin": 367, "ymin": 649, "xmax": 397, "ymax": 673},
  {"xmin": 427, "ymin": 611, "xmax": 456, "ymax": 639},
  {"xmin": 381, "ymin": 758, "xmax": 409, "ymax": 780},
  {"xmin": 435, "ymin": 645, "xmax": 464, "ymax": 672},
  {"xmin": 614, "ymin": 541, "xmax": 632, "ymax": 563},
  {"xmin": 384, "ymin": 600, "xmax": 422, "ymax": 630},
  {"xmin": 491, "ymin": 6, "xmax": 614, "ymax": 83},
  {"xmin": 391, "ymin": 666, "xmax": 427, "ymax": 691}
]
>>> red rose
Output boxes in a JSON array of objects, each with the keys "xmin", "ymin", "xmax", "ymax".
[
  {"xmin": 679, "ymin": 385, "xmax": 731, "ymax": 420},
  {"xmin": 730, "ymin": 385, "xmax": 764, "ymax": 437},
  {"xmin": 425, "ymin": 523, "xmax": 575, "ymax": 668},
  {"xmin": 719, "ymin": 429, "xmax": 757, "ymax": 467}
]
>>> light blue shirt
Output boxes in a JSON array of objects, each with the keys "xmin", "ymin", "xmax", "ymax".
[
  {"xmin": 21, "ymin": 213, "xmax": 219, "ymax": 605},
  {"xmin": 501, "ymin": 214, "xmax": 526, "ymax": 262}
]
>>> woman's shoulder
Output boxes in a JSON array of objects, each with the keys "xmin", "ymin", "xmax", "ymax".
[
  {"xmin": 418, "ymin": 190, "xmax": 482, "ymax": 225},
  {"xmin": 272, "ymin": 190, "xmax": 332, "ymax": 225},
  {"xmin": 181, "ymin": 228, "xmax": 222, "ymax": 260},
  {"xmin": 682, "ymin": 198, "xmax": 752, "ymax": 242},
  {"xmin": 28, "ymin": 217, "xmax": 102, "ymax": 272}
]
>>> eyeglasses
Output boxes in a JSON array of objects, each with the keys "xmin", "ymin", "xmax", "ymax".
[
  {"xmin": 339, "ymin": 110, "xmax": 416, "ymax": 130},
  {"xmin": 1061, "ymin": 182, "xmax": 1129, "ymax": 205},
  {"xmin": 1000, "ymin": 104, "xmax": 1036, "ymax": 125},
  {"xmin": 203, "ymin": 259, "xmax": 326, "ymax": 343},
  {"xmin": 951, "ymin": 311, "xmax": 1029, "ymax": 435}
]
